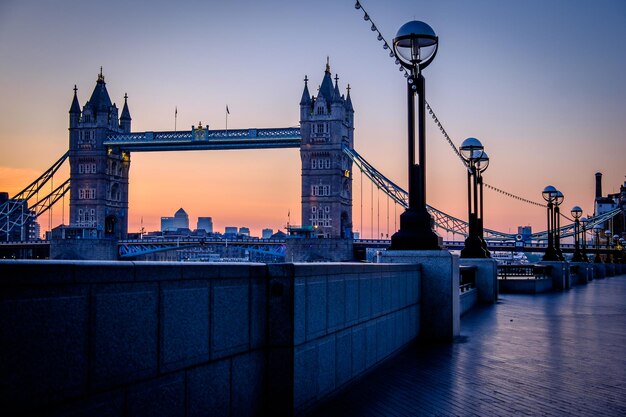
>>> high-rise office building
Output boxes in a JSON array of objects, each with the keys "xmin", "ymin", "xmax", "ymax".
[
  {"xmin": 173, "ymin": 208, "xmax": 189, "ymax": 229},
  {"xmin": 197, "ymin": 217, "xmax": 213, "ymax": 233}
]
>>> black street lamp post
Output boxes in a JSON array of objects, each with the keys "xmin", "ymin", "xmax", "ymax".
[
  {"xmin": 593, "ymin": 224, "xmax": 603, "ymax": 263},
  {"xmin": 389, "ymin": 20, "xmax": 441, "ymax": 250},
  {"xmin": 571, "ymin": 206, "xmax": 584, "ymax": 262},
  {"xmin": 460, "ymin": 138, "xmax": 489, "ymax": 258},
  {"xmin": 477, "ymin": 151, "xmax": 490, "ymax": 257},
  {"xmin": 580, "ymin": 216, "xmax": 589, "ymax": 262},
  {"xmin": 542, "ymin": 186, "xmax": 559, "ymax": 261},
  {"xmin": 605, "ymin": 229, "xmax": 614, "ymax": 264},
  {"xmin": 554, "ymin": 191, "xmax": 565, "ymax": 261}
]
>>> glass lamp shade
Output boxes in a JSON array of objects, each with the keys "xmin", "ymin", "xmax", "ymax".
[
  {"xmin": 393, "ymin": 20, "xmax": 438, "ymax": 70},
  {"xmin": 571, "ymin": 206, "xmax": 582, "ymax": 219},
  {"xmin": 476, "ymin": 151, "xmax": 489, "ymax": 173},
  {"xmin": 542, "ymin": 185, "xmax": 557, "ymax": 202},
  {"xmin": 554, "ymin": 191, "xmax": 564, "ymax": 206},
  {"xmin": 459, "ymin": 137, "xmax": 484, "ymax": 162}
]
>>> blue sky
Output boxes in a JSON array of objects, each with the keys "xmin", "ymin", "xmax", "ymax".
[{"xmin": 0, "ymin": 0, "xmax": 624, "ymax": 237}]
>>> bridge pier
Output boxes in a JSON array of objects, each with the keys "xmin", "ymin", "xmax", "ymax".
[
  {"xmin": 49, "ymin": 226, "xmax": 117, "ymax": 260},
  {"xmin": 285, "ymin": 238, "xmax": 353, "ymax": 262}
]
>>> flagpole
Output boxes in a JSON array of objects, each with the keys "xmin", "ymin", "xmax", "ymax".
[
  {"xmin": 225, "ymin": 105, "xmax": 228, "ymax": 137},
  {"xmin": 175, "ymin": 106, "xmax": 178, "ymax": 132}
]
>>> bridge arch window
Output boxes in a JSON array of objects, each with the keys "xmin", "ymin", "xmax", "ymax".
[
  {"xmin": 111, "ymin": 183, "xmax": 120, "ymax": 201},
  {"xmin": 311, "ymin": 159, "xmax": 317, "ymax": 169}
]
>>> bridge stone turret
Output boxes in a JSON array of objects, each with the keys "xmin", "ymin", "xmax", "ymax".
[
  {"xmin": 299, "ymin": 60, "xmax": 354, "ymax": 240},
  {"xmin": 68, "ymin": 69, "xmax": 130, "ymax": 239}
]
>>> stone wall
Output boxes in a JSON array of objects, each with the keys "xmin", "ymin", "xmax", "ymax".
[
  {"xmin": 0, "ymin": 260, "xmax": 420, "ymax": 417},
  {"xmin": 267, "ymin": 263, "xmax": 420, "ymax": 415},
  {"xmin": 460, "ymin": 288, "xmax": 478, "ymax": 316}
]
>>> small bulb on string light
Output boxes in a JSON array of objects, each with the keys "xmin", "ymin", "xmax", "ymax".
[
  {"xmin": 377, "ymin": 34, "xmax": 383, "ymax": 41},
  {"xmin": 371, "ymin": 24, "xmax": 377, "ymax": 31},
  {"xmin": 364, "ymin": 13, "xmax": 369, "ymax": 21},
  {"xmin": 383, "ymin": 44, "xmax": 388, "ymax": 50},
  {"xmin": 389, "ymin": 51, "xmax": 394, "ymax": 57}
]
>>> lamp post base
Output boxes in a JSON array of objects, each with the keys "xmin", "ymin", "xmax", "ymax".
[
  {"xmin": 542, "ymin": 246, "xmax": 560, "ymax": 262},
  {"xmin": 460, "ymin": 235, "xmax": 488, "ymax": 258},
  {"xmin": 571, "ymin": 250, "xmax": 585, "ymax": 263},
  {"xmin": 389, "ymin": 208, "xmax": 441, "ymax": 250}
]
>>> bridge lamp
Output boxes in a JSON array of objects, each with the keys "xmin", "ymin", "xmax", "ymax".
[
  {"xmin": 604, "ymin": 229, "xmax": 614, "ymax": 263},
  {"xmin": 553, "ymin": 191, "xmax": 565, "ymax": 260},
  {"xmin": 593, "ymin": 224, "xmax": 603, "ymax": 263},
  {"xmin": 612, "ymin": 234, "xmax": 622, "ymax": 263},
  {"xmin": 459, "ymin": 138, "xmax": 488, "ymax": 258},
  {"xmin": 580, "ymin": 216, "xmax": 589, "ymax": 262},
  {"xmin": 571, "ymin": 206, "xmax": 584, "ymax": 262},
  {"xmin": 389, "ymin": 20, "xmax": 441, "ymax": 250},
  {"xmin": 476, "ymin": 151, "xmax": 490, "ymax": 256},
  {"xmin": 541, "ymin": 185, "xmax": 559, "ymax": 261}
]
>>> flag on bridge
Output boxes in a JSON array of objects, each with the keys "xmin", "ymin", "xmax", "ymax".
[{"xmin": 226, "ymin": 105, "xmax": 230, "ymax": 115}]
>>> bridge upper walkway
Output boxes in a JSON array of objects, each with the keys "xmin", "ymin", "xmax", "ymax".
[{"xmin": 311, "ymin": 275, "xmax": 626, "ymax": 416}]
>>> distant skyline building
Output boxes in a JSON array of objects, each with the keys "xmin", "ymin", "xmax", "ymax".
[
  {"xmin": 239, "ymin": 227, "xmax": 250, "ymax": 237},
  {"xmin": 160, "ymin": 217, "xmax": 174, "ymax": 232},
  {"xmin": 161, "ymin": 208, "xmax": 190, "ymax": 232},
  {"xmin": 0, "ymin": 192, "xmax": 40, "ymax": 241},
  {"xmin": 262, "ymin": 228, "xmax": 273, "ymax": 239},
  {"xmin": 224, "ymin": 226, "xmax": 238, "ymax": 236},
  {"xmin": 197, "ymin": 217, "xmax": 213, "ymax": 233},
  {"xmin": 173, "ymin": 208, "xmax": 189, "ymax": 230}
]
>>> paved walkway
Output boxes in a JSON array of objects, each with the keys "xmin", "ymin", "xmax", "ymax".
[{"xmin": 311, "ymin": 276, "xmax": 626, "ymax": 416}]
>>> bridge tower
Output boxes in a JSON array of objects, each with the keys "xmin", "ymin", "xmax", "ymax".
[
  {"xmin": 299, "ymin": 60, "xmax": 354, "ymax": 238},
  {"xmin": 68, "ymin": 70, "xmax": 131, "ymax": 239}
]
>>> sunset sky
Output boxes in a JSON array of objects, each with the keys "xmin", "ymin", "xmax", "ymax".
[{"xmin": 0, "ymin": 0, "xmax": 625, "ymax": 239}]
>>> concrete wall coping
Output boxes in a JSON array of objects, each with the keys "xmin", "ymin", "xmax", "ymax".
[{"xmin": 0, "ymin": 260, "xmax": 267, "ymax": 286}]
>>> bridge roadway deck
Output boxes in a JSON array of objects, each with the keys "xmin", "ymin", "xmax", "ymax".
[{"xmin": 310, "ymin": 275, "xmax": 626, "ymax": 416}]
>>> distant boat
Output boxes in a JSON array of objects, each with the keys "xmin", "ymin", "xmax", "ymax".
[{"xmin": 491, "ymin": 251, "xmax": 528, "ymax": 265}]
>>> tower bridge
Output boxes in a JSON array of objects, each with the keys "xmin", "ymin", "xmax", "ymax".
[{"xmin": 1, "ymin": 64, "xmax": 624, "ymax": 259}]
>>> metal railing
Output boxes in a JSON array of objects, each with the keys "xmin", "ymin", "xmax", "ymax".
[{"xmin": 459, "ymin": 265, "xmax": 477, "ymax": 293}]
